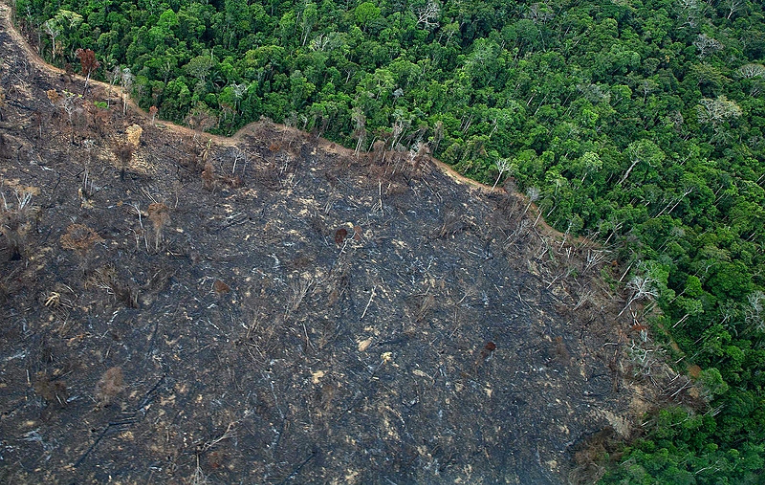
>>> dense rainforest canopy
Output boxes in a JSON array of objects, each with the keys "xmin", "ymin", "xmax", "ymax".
[{"xmin": 13, "ymin": 0, "xmax": 765, "ymax": 482}]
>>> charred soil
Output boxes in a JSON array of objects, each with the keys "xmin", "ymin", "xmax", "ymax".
[{"xmin": 0, "ymin": 5, "xmax": 676, "ymax": 484}]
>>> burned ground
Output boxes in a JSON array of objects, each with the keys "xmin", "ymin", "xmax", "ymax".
[{"xmin": 0, "ymin": 5, "xmax": 669, "ymax": 484}]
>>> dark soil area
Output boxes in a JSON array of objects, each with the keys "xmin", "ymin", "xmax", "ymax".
[{"xmin": 0, "ymin": 6, "xmax": 653, "ymax": 484}]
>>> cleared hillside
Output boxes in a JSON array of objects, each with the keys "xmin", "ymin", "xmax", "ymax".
[{"xmin": 0, "ymin": 4, "xmax": 676, "ymax": 484}]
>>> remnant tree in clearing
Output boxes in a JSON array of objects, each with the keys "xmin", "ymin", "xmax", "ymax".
[{"xmin": 76, "ymin": 48, "xmax": 100, "ymax": 94}]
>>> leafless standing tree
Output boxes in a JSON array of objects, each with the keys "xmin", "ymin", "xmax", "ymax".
[
  {"xmin": 231, "ymin": 146, "xmax": 248, "ymax": 176},
  {"xmin": 735, "ymin": 63, "xmax": 765, "ymax": 79},
  {"xmin": 492, "ymin": 158, "xmax": 511, "ymax": 190},
  {"xmin": 618, "ymin": 139, "xmax": 665, "ymax": 186},
  {"xmin": 431, "ymin": 120, "xmax": 444, "ymax": 153},
  {"xmin": 696, "ymin": 96, "xmax": 743, "ymax": 142},
  {"xmin": 105, "ymin": 65, "xmax": 121, "ymax": 108},
  {"xmin": 745, "ymin": 290, "xmax": 765, "ymax": 334},
  {"xmin": 120, "ymin": 68, "xmax": 134, "ymax": 115},
  {"xmin": 352, "ymin": 107, "xmax": 366, "ymax": 157},
  {"xmin": 522, "ymin": 186, "xmax": 540, "ymax": 218},
  {"xmin": 722, "ymin": 0, "xmax": 745, "ymax": 20},
  {"xmin": 415, "ymin": 0, "xmax": 441, "ymax": 29},
  {"xmin": 676, "ymin": 0, "xmax": 705, "ymax": 29},
  {"xmin": 43, "ymin": 19, "xmax": 61, "ymax": 60},
  {"xmin": 693, "ymin": 34, "xmax": 724, "ymax": 59},
  {"xmin": 82, "ymin": 139, "xmax": 95, "ymax": 197},
  {"xmin": 619, "ymin": 269, "xmax": 659, "ymax": 316}
]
